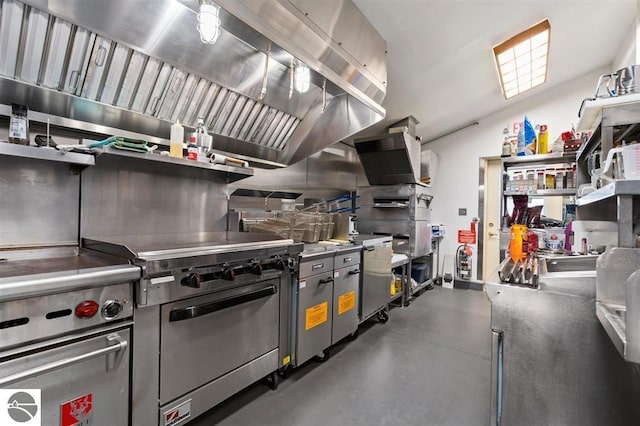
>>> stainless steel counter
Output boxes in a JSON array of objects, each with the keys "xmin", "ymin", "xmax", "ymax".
[{"xmin": 486, "ymin": 256, "xmax": 640, "ymax": 425}]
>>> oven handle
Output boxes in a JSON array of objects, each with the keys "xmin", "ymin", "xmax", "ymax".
[
  {"xmin": 0, "ymin": 333, "xmax": 127, "ymax": 387},
  {"xmin": 169, "ymin": 285, "xmax": 277, "ymax": 322}
]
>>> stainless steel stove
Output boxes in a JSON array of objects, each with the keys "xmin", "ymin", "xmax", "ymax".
[
  {"xmin": 83, "ymin": 232, "xmax": 303, "ymax": 426},
  {"xmin": 0, "ymin": 249, "xmax": 140, "ymax": 426}
]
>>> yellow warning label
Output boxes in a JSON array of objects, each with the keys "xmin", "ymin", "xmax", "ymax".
[
  {"xmin": 338, "ymin": 291, "xmax": 356, "ymax": 315},
  {"xmin": 282, "ymin": 355, "xmax": 291, "ymax": 365},
  {"xmin": 305, "ymin": 301, "xmax": 328, "ymax": 331}
]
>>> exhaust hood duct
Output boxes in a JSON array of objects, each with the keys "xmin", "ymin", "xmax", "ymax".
[
  {"xmin": 354, "ymin": 132, "xmax": 422, "ymax": 185},
  {"xmin": 0, "ymin": 0, "xmax": 386, "ymax": 167}
]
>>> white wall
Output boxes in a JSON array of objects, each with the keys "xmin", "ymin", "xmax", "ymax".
[
  {"xmin": 426, "ymin": 66, "xmax": 607, "ymax": 279},
  {"xmin": 613, "ymin": 22, "xmax": 636, "ymax": 71}
]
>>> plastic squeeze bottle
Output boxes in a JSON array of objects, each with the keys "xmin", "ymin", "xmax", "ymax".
[{"xmin": 170, "ymin": 120, "xmax": 184, "ymax": 158}]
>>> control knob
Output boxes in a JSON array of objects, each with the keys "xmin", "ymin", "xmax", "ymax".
[
  {"xmin": 181, "ymin": 272, "xmax": 201, "ymax": 288},
  {"xmin": 250, "ymin": 262, "xmax": 263, "ymax": 275},
  {"xmin": 102, "ymin": 300, "xmax": 124, "ymax": 320},
  {"xmin": 222, "ymin": 267, "xmax": 235, "ymax": 281}
]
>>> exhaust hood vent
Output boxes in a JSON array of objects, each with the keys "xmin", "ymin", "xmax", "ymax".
[
  {"xmin": 0, "ymin": 0, "xmax": 301, "ymax": 151},
  {"xmin": 0, "ymin": 0, "xmax": 386, "ymax": 166},
  {"xmin": 354, "ymin": 132, "xmax": 422, "ymax": 185}
]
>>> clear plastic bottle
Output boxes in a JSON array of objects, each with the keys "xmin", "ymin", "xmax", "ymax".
[
  {"xmin": 170, "ymin": 120, "xmax": 184, "ymax": 159},
  {"xmin": 9, "ymin": 103, "xmax": 29, "ymax": 145}
]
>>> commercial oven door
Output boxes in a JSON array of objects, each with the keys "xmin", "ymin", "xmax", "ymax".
[
  {"xmin": 0, "ymin": 325, "xmax": 130, "ymax": 426},
  {"xmin": 160, "ymin": 279, "xmax": 280, "ymax": 405}
]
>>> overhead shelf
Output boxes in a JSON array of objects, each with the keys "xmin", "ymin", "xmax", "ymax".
[
  {"xmin": 93, "ymin": 146, "xmax": 254, "ymax": 182},
  {"xmin": 505, "ymin": 189, "xmax": 576, "ymax": 197},
  {"xmin": 502, "ymin": 152, "xmax": 576, "ymax": 165},
  {"xmin": 576, "ymin": 180, "xmax": 640, "ymax": 206},
  {"xmin": 0, "ymin": 141, "xmax": 95, "ymax": 168}
]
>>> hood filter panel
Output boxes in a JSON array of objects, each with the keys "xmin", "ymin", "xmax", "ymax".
[{"xmin": 0, "ymin": 0, "xmax": 300, "ymax": 150}]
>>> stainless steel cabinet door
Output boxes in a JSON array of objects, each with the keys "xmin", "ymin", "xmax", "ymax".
[
  {"xmin": 296, "ymin": 272, "xmax": 333, "ymax": 365},
  {"xmin": 0, "ymin": 328, "xmax": 130, "ymax": 426},
  {"xmin": 160, "ymin": 280, "xmax": 280, "ymax": 405},
  {"xmin": 360, "ymin": 244, "xmax": 392, "ymax": 320},
  {"xmin": 332, "ymin": 266, "xmax": 359, "ymax": 344}
]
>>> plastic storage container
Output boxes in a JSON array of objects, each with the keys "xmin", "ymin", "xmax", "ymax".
[{"xmin": 411, "ymin": 262, "xmax": 431, "ymax": 284}]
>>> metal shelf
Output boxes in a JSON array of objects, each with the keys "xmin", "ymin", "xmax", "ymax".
[
  {"xmin": 576, "ymin": 180, "xmax": 640, "ymax": 206},
  {"xmin": 94, "ymin": 146, "xmax": 254, "ymax": 182},
  {"xmin": 0, "ymin": 141, "xmax": 95, "ymax": 168},
  {"xmin": 390, "ymin": 292, "xmax": 403, "ymax": 303},
  {"xmin": 410, "ymin": 278, "xmax": 433, "ymax": 295},
  {"xmin": 502, "ymin": 152, "xmax": 576, "ymax": 166},
  {"xmin": 504, "ymin": 189, "xmax": 576, "ymax": 197}
]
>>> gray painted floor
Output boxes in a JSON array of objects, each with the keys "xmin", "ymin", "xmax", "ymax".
[{"xmin": 190, "ymin": 287, "xmax": 492, "ymax": 426}]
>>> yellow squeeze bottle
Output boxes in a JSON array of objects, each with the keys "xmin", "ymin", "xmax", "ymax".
[{"xmin": 170, "ymin": 120, "xmax": 184, "ymax": 158}]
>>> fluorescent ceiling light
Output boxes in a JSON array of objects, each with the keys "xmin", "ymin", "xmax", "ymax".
[
  {"xmin": 493, "ymin": 19, "xmax": 550, "ymax": 99},
  {"xmin": 197, "ymin": 1, "xmax": 221, "ymax": 44}
]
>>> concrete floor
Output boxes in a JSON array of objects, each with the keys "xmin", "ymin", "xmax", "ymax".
[{"xmin": 190, "ymin": 286, "xmax": 492, "ymax": 426}]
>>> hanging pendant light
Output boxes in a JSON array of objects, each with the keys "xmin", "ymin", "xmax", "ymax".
[
  {"xmin": 197, "ymin": 1, "xmax": 221, "ymax": 44},
  {"xmin": 294, "ymin": 59, "xmax": 311, "ymax": 93}
]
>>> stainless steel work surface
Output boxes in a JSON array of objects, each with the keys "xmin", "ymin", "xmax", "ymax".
[
  {"xmin": 0, "ymin": 253, "xmax": 125, "ymax": 278},
  {"xmin": 84, "ymin": 232, "xmax": 294, "ymax": 261}
]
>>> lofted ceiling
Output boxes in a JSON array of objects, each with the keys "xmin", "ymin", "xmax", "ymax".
[{"xmin": 352, "ymin": 0, "xmax": 637, "ymax": 142}]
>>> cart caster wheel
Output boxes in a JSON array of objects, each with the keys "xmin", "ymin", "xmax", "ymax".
[
  {"xmin": 347, "ymin": 330, "xmax": 359, "ymax": 341},
  {"xmin": 404, "ymin": 300, "xmax": 411, "ymax": 307},
  {"xmin": 315, "ymin": 349, "xmax": 330, "ymax": 363},
  {"xmin": 266, "ymin": 371, "xmax": 279, "ymax": 390},
  {"xmin": 376, "ymin": 310, "xmax": 389, "ymax": 323}
]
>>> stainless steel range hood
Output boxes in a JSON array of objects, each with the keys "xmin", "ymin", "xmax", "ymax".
[
  {"xmin": 0, "ymin": 0, "xmax": 386, "ymax": 167},
  {"xmin": 354, "ymin": 132, "xmax": 422, "ymax": 185}
]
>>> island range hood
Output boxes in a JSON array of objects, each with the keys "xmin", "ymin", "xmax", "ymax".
[
  {"xmin": 0, "ymin": 0, "xmax": 386, "ymax": 167},
  {"xmin": 354, "ymin": 131, "xmax": 422, "ymax": 185}
]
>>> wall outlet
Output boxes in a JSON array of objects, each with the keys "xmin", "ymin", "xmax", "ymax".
[{"xmin": 458, "ymin": 208, "xmax": 467, "ymax": 216}]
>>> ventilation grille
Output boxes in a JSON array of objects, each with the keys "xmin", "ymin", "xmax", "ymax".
[{"xmin": 0, "ymin": 0, "xmax": 300, "ymax": 150}]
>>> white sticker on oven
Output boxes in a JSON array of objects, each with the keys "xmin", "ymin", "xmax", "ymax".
[
  {"xmin": 164, "ymin": 400, "xmax": 191, "ymax": 426},
  {"xmin": 334, "ymin": 270, "xmax": 339, "ymax": 278},
  {"xmin": 150, "ymin": 275, "xmax": 175, "ymax": 285},
  {"xmin": 299, "ymin": 280, "xmax": 306, "ymax": 289},
  {"xmin": 0, "ymin": 389, "xmax": 41, "ymax": 425}
]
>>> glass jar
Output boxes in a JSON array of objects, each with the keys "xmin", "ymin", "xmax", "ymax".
[{"xmin": 545, "ymin": 168, "xmax": 555, "ymax": 189}]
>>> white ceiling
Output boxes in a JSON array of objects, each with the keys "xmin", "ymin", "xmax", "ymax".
[{"xmin": 352, "ymin": 0, "xmax": 637, "ymax": 142}]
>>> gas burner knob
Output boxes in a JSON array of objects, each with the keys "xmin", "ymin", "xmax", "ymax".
[
  {"xmin": 181, "ymin": 273, "xmax": 201, "ymax": 288},
  {"xmin": 102, "ymin": 300, "xmax": 124, "ymax": 320},
  {"xmin": 222, "ymin": 268, "xmax": 235, "ymax": 281},
  {"xmin": 274, "ymin": 259, "xmax": 286, "ymax": 270},
  {"xmin": 250, "ymin": 263, "xmax": 263, "ymax": 275}
]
